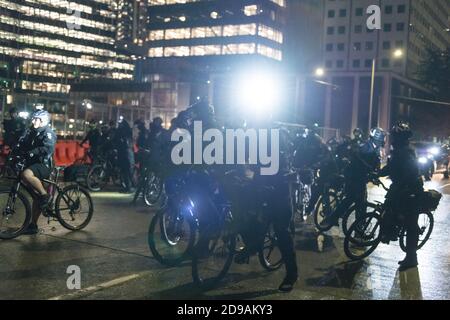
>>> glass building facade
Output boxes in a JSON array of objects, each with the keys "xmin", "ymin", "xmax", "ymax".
[
  {"xmin": 143, "ymin": 0, "xmax": 286, "ymax": 61},
  {"xmin": 0, "ymin": 0, "xmax": 135, "ymax": 135}
]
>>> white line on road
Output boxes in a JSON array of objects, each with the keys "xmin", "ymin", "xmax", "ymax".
[
  {"xmin": 48, "ymin": 273, "xmax": 143, "ymax": 300},
  {"xmin": 436, "ymin": 183, "xmax": 450, "ymax": 190}
]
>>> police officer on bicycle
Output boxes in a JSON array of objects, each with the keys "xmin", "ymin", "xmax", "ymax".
[
  {"xmin": 323, "ymin": 127, "xmax": 386, "ymax": 225},
  {"xmin": 12, "ymin": 110, "xmax": 56, "ymax": 235},
  {"xmin": 377, "ymin": 121, "xmax": 423, "ymax": 271}
]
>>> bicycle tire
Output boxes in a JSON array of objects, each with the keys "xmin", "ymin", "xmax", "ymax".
[
  {"xmin": 0, "ymin": 189, "xmax": 31, "ymax": 239},
  {"xmin": 148, "ymin": 207, "xmax": 196, "ymax": 266},
  {"xmin": 313, "ymin": 191, "xmax": 338, "ymax": 232},
  {"xmin": 86, "ymin": 165, "xmax": 108, "ymax": 192},
  {"xmin": 191, "ymin": 231, "xmax": 235, "ymax": 291},
  {"xmin": 343, "ymin": 212, "xmax": 381, "ymax": 260},
  {"xmin": 55, "ymin": 185, "xmax": 94, "ymax": 230},
  {"xmin": 258, "ymin": 224, "xmax": 283, "ymax": 271},
  {"xmin": 144, "ymin": 174, "xmax": 163, "ymax": 207},
  {"xmin": 399, "ymin": 211, "xmax": 434, "ymax": 252},
  {"xmin": 341, "ymin": 202, "xmax": 377, "ymax": 236}
]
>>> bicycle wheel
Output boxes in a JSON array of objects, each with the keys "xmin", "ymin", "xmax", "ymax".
[
  {"xmin": 144, "ymin": 173, "xmax": 163, "ymax": 207},
  {"xmin": 258, "ymin": 224, "xmax": 283, "ymax": 271},
  {"xmin": 148, "ymin": 207, "xmax": 196, "ymax": 266},
  {"xmin": 191, "ymin": 228, "xmax": 236, "ymax": 290},
  {"xmin": 55, "ymin": 185, "xmax": 93, "ymax": 230},
  {"xmin": 399, "ymin": 211, "xmax": 434, "ymax": 252},
  {"xmin": 344, "ymin": 212, "xmax": 382, "ymax": 260},
  {"xmin": 314, "ymin": 190, "xmax": 339, "ymax": 232},
  {"xmin": 342, "ymin": 202, "xmax": 378, "ymax": 236},
  {"xmin": 86, "ymin": 165, "xmax": 108, "ymax": 192},
  {"xmin": 0, "ymin": 190, "xmax": 31, "ymax": 239}
]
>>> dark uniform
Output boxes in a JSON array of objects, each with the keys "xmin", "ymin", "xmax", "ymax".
[
  {"xmin": 236, "ymin": 122, "xmax": 298, "ymax": 291},
  {"xmin": 293, "ymin": 132, "xmax": 338, "ymax": 214},
  {"xmin": 115, "ymin": 120, "xmax": 135, "ymax": 192},
  {"xmin": 259, "ymin": 125, "xmax": 298, "ymax": 290},
  {"xmin": 14, "ymin": 126, "xmax": 56, "ymax": 179},
  {"xmin": 378, "ymin": 145, "xmax": 423, "ymax": 245},
  {"xmin": 330, "ymin": 140, "xmax": 381, "ymax": 223},
  {"xmin": 81, "ymin": 127, "xmax": 101, "ymax": 161}
]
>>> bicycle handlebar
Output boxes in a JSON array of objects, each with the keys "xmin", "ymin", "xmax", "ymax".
[{"xmin": 371, "ymin": 177, "xmax": 389, "ymax": 191}]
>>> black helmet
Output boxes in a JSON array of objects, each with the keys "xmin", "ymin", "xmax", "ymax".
[
  {"xmin": 9, "ymin": 107, "xmax": 18, "ymax": 114},
  {"xmin": 31, "ymin": 110, "xmax": 51, "ymax": 126},
  {"xmin": 391, "ymin": 121, "xmax": 412, "ymax": 145},
  {"xmin": 369, "ymin": 127, "xmax": 386, "ymax": 147},
  {"xmin": 191, "ymin": 99, "xmax": 214, "ymax": 118},
  {"xmin": 152, "ymin": 117, "xmax": 163, "ymax": 128},
  {"xmin": 353, "ymin": 128, "xmax": 363, "ymax": 139}
]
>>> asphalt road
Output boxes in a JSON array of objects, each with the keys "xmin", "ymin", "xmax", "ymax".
[{"xmin": 1, "ymin": 176, "xmax": 449, "ymax": 300}]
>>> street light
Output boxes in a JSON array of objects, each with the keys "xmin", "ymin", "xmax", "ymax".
[
  {"xmin": 368, "ymin": 49, "xmax": 403, "ymax": 132},
  {"xmin": 314, "ymin": 68, "xmax": 325, "ymax": 77},
  {"xmin": 393, "ymin": 49, "xmax": 404, "ymax": 58}
]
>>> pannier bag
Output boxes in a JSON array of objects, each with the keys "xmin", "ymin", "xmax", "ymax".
[
  {"xmin": 420, "ymin": 189, "xmax": 442, "ymax": 212},
  {"xmin": 64, "ymin": 164, "xmax": 89, "ymax": 183}
]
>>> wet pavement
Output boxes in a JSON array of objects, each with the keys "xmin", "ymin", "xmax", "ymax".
[{"xmin": 1, "ymin": 176, "xmax": 449, "ymax": 300}]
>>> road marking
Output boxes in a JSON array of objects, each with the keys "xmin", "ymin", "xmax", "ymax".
[{"xmin": 48, "ymin": 273, "xmax": 142, "ymax": 300}]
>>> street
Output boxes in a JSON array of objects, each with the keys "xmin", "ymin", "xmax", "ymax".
[{"xmin": 1, "ymin": 177, "xmax": 449, "ymax": 300}]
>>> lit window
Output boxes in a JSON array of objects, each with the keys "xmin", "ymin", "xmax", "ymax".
[
  {"xmin": 164, "ymin": 46, "xmax": 190, "ymax": 57},
  {"xmin": 269, "ymin": 0, "xmax": 285, "ymax": 7},
  {"xmin": 223, "ymin": 24, "xmax": 256, "ymax": 36},
  {"xmin": 244, "ymin": 5, "xmax": 258, "ymax": 16},
  {"xmin": 191, "ymin": 45, "xmax": 221, "ymax": 56},
  {"xmin": 258, "ymin": 25, "xmax": 283, "ymax": 43},
  {"xmin": 149, "ymin": 47, "xmax": 164, "ymax": 57},
  {"xmin": 257, "ymin": 44, "xmax": 282, "ymax": 61},
  {"xmin": 165, "ymin": 28, "xmax": 191, "ymax": 40}
]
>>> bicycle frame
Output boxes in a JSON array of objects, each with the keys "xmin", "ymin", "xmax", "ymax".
[{"xmin": 5, "ymin": 166, "xmax": 73, "ymax": 218}]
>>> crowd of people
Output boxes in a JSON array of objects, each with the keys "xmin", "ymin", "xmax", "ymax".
[{"xmin": 0, "ymin": 100, "xmax": 447, "ymax": 292}]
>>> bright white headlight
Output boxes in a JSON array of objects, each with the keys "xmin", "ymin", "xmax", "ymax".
[
  {"xmin": 418, "ymin": 157, "xmax": 428, "ymax": 164},
  {"xmin": 428, "ymin": 147, "xmax": 439, "ymax": 156}
]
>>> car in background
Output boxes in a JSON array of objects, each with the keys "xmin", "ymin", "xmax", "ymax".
[{"xmin": 411, "ymin": 141, "xmax": 449, "ymax": 180}]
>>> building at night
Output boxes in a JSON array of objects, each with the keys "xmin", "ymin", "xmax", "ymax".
[
  {"xmin": 0, "ymin": 0, "xmax": 135, "ymax": 135},
  {"xmin": 312, "ymin": 0, "xmax": 450, "ymax": 136},
  {"xmin": 115, "ymin": 0, "xmax": 288, "ymax": 121},
  {"xmin": 68, "ymin": 75, "xmax": 191, "ymax": 137},
  {"xmin": 143, "ymin": 0, "xmax": 285, "ymax": 61}
]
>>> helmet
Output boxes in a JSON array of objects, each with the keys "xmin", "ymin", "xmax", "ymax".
[
  {"xmin": 9, "ymin": 107, "xmax": 17, "ymax": 114},
  {"xmin": 152, "ymin": 117, "xmax": 163, "ymax": 126},
  {"xmin": 369, "ymin": 127, "xmax": 386, "ymax": 147},
  {"xmin": 134, "ymin": 119, "xmax": 146, "ymax": 129},
  {"xmin": 353, "ymin": 128, "xmax": 363, "ymax": 139},
  {"xmin": 307, "ymin": 123, "xmax": 319, "ymax": 133},
  {"xmin": 191, "ymin": 99, "xmax": 215, "ymax": 118},
  {"xmin": 391, "ymin": 121, "xmax": 412, "ymax": 145},
  {"xmin": 31, "ymin": 110, "xmax": 50, "ymax": 126}
]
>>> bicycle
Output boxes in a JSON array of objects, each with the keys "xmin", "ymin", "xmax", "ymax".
[
  {"xmin": 289, "ymin": 168, "xmax": 314, "ymax": 230},
  {"xmin": 343, "ymin": 179, "xmax": 438, "ymax": 260},
  {"xmin": 86, "ymin": 149, "xmax": 124, "ymax": 192},
  {"xmin": 313, "ymin": 175, "xmax": 377, "ymax": 236},
  {"xmin": 148, "ymin": 169, "xmax": 282, "ymax": 279},
  {"xmin": 191, "ymin": 173, "xmax": 283, "ymax": 290},
  {"xmin": 133, "ymin": 149, "xmax": 165, "ymax": 207},
  {"xmin": 0, "ymin": 157, "xmax": 94, "ymax": 239}
]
